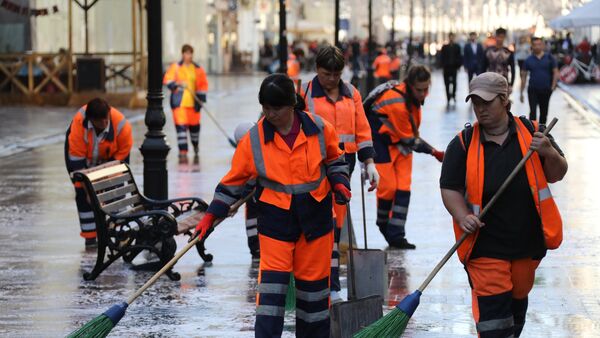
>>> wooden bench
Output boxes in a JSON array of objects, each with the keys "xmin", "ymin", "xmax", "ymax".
[{"xmin": 72, "ymin": 161, "xmax": 208, "ymax": 281}]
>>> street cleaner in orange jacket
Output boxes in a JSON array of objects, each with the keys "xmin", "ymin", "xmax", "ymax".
[
  {"xmin": 440, "ymin": 72, "xmax": 567, "ymax": 337},
  {"xmin": 163, "ymin": 44, "xmax": 208, "ymax": 158},
  {"xmin": 64, "ymin": 98, "xmax": 133, "ymax": 247},
  {"xmin": 365, "ymin": 65, "xmax": 445, "ymax": 249},
  {"xmin": 302, "ymin": 45, "xmax": 378, "ymax": 301},
  {"xmin": 194, "ymin": 74, "xmax": 351, "ymax": 338}
]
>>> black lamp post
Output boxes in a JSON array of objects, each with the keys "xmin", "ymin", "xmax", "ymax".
[
  {"xmin": 140, "ymin": 0, "xmax": 170, "ymax": 200},
  {"xmin": 334, "ymin": 0, "xmax": 340, "ymax": 47},
  {"xmin": 366, "ymin": 0, "xmax": 375, "ymax": 93},
  {"xmin": 278, "ymin": 0, "xmax": 288, "ymax": 74}
]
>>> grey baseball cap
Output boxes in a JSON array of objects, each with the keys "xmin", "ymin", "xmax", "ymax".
[{"xmin": 466, "ymin": 72, "xmax": 508, "ymax": 102}]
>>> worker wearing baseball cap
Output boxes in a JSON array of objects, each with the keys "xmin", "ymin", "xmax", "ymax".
[{"xmin": 440, "ymin": 72, "xmax": 567, "ymax": 337}]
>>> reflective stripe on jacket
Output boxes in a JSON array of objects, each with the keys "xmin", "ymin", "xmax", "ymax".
[
  {"xmin": 207, "ymin": 110, "xmax": 349, "ymax": 241},
  {"xmin": 453, "ymin": 117, "xmax": 563, "ymax": 263},
  {"xmin": 369, "ymin": 82, "xmax": 422, "ymax": 162},
  {"xmin": 163, "ymin": 60, "xmax": 208, "ymax": 110},
  {"xmin": 65, "ymin": 105, "xmax": 133, "ymax": 173},
  {"xmin": 303, "ymin": 77, "xmax": 375, "ymax": 161}
]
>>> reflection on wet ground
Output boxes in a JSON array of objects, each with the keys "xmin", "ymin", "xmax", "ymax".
[{"xmin": 0, "ymin": 73, "xmax": 599, "ymax": 337}]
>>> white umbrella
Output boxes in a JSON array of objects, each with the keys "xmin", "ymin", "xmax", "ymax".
[{"xmin": 549, "ymin": 0, "xmax": 600, "ymax": 29}]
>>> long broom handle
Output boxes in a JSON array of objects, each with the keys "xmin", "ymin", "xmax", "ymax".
[
  {"xmin": 360, "ymin": 167, "xmax": 368, "ymax": 250},
  {"xmin": 182, "ymin": 86, "xmax": 237, "ymax": 147},
  {"xmin": 416, "ymin": 117, "xmax": 558, "ymax": 293},
  {"xmin": 346, "ymin": 202, "xmax": 358, "ymax": 300},
  {"xmin": 127, "ymin": 192, "xmax": 254, "ymax": 305}
]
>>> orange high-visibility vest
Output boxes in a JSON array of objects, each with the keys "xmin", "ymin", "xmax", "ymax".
[
  {"xmin": 453, "ymin": 117, "xmax": 563, "ymax": 263},
  {"xmin": 163, "ymin": 61, "xmax": 208, "ymax": 109},
  {"xmin": 214, "ymin": 111, "xmax": 346, "ymax": 211},
  {"xmin": 373, "ymin": 54, "xmax": 392, "ymax": 78},
  {"xmin": 287, "ymin": 54, "xmax": 301, "ymax": 80},
  {"xmin": 65, "ymin": 105, "xmax": 133, "ymax": 172},
  {"xmin": 371, "ymin": 82, "xmax": 421, "ymax": 144},
  {"xmin": 303, "ymin": 78, "xmax": 374, "ymax": 159}
]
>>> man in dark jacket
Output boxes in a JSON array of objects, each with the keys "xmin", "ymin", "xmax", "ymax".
[
  {"xmin": 463, "ymin": 32, "xmax": 485, "ymax": 82},
  {"xmin": 440, "ymin": 32, "xmax": 463, "ymax": 105}
]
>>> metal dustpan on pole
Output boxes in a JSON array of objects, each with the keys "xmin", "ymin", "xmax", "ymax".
[
  {"xmin": 330, "ymin": 199, "xmax": 384, "ymax": 338},
  {"xmin": 347, "ymin": 168, "xmax": 388, "ymax": 300}
]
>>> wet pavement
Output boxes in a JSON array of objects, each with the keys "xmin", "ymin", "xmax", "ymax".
[{"xmin": 1, "ymin": 72, "xmax": 599, "ymax": 337}]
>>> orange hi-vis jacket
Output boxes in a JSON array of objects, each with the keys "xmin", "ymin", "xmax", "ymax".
[
  {"xmin": 65, "ymin": 106, "xmax": 133, "ymax": 174},
  {"xmin": 453, "ymin": 117, "xmax": 563, "ymax": 263},
  {"xmin": 370, "ymin": 82, "xmax": 429, "ymax": 162},
  {"xmin": 390, "ymin": 56, "xmax": 401, "ymax": 72},
  {"xmin": 373, "ymin": 54, "xmax": 392, "ymax": 78},
  {"xmin": 287, "ymin": 54, "xmax": 301, "ymax": 80},
  {"xmin": 302, "ymin": 77, "xmax": 375, "ymax": 162},
  {"xmin": 163, "ymin": 60, "xmax": 208, "ymax": 110},
  {"xmin": 206, "ymin": 110, "xmax": 349, "ymax": 241}
]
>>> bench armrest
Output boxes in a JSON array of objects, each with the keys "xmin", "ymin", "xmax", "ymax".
[
  {"xmin": 144, "ymin": 197, "xmax": 208, "ymax": 217},
  {"xmin": 108, "ymin": 209, "xmax": 177, "ymax": 225}
]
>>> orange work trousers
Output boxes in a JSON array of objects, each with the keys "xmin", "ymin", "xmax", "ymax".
[
  {"xmin": 172, "ymin": 106, "xmax": 201, "ymax": 126},
  {"xmin": 375, "ymin": 152, "xmax": 413, "ymax": 200},
  {"xmin": 466, "ymin": 257, "xmax": 541, "ymax": 338},
  {"xmin": 256, "ymin": 232, "xmax": 333, "ymax": 338}
]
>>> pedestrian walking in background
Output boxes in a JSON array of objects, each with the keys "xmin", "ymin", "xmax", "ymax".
[
  {"xmin": 463, "ymin": 32, "xmax": 485, "ymax": 83},
  {"xmin": 520, "ymin": 37, "xmax": 559, "ymax": 124},
  {"xmin": 483, "ymin": 28, "xmax": 516, "ymax": 91},
  {"xmin": 194, "ymin": 74, "xmax": 351, "ymax": 337},
  {"xmin": 515, "ymin": 35, "xmax": 531, "ymax": 73},
  {"xmin": 64, "ymin": 98, "xmax": 133, "ymax": 248},
  {"xmin": 440, "ymin": 72, "xmax": 567, "ymax": 337},
  {"xmin": 302, "ymin": 45, "xmax": 379, "ymax": 302},
  {"xmin": 440, "ymin": 32, "xmax": 463, "ymax": 105},
  {"xmin": 373, "ymin": 48, "xmax": 392, "ymax": 85},
  {"xmin": 365, "ymin": 66, "xmax": 445, "ymax": 249},
  {"xmin": 163, "ymin": 44, "xmax": 209, "ymax": 159}
]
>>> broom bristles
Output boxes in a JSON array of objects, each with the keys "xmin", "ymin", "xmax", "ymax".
[
  {"xmin": 66, "ymin": 314, "xmax": 114, "ymax": 338},
  {"xmin": 67, "ymin": 302, "xmax": 128, "ymax": 338},
  {"xmin": 353, "ymin": 308, "xmax": 410, "ymax": 338},
  {"xmin": 285, "ymin": 274, "xmax": 296, "ymax": 311}
]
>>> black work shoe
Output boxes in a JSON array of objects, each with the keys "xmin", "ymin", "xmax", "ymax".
[
  {"xmin": 85, "ymin": 238, "xmax": 97, "ymax": 249},
  {"xmin": 389, "ymin": 238, "xmax": 416, "ymax": 250}
]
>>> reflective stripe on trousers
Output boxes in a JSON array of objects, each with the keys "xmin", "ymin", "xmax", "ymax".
[{"xmin": 75, "ymin": 186, "xmax": 96, "ymax": 238}]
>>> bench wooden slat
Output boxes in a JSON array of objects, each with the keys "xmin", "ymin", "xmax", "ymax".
[
  {"xmin": 97, "ymin": 183, "xmax": 138, "ymax": 203},
  {"xmin": 92, "ymin": 172, "xmax": 133, "ymax": 191},
  {"xmin": 86, "ymin": 164, "xmax": 130, "ymax": 182},
  {"xmin": 115, "ymin": 204, "xmax": 146, "ymax": 217},
  {"xmin": 176, "ymin": 210, "xmax": 206, "ymax": 234},
  {"xmin": 102, "ymin": 194, "xmax": 142, "ymax": 213}
]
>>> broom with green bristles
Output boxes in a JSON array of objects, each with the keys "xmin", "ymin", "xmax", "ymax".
[
  {"xmin": 355, "ymin": 118, "xmax": 558, "ymax": 337},
  {"xmin": 67, "ymin": 192, "xmax": 254, "ymax": 338}
]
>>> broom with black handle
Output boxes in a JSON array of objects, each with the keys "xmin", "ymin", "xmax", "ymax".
[
  {"xmin": 355, "ymin": 117, "xmax": 558, "ymax": 337},
  {"xmin": 66, "ymin": 192, "xmax": 254, "ymax": 338}
]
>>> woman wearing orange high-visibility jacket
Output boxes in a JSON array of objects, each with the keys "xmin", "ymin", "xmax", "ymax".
[
  {"xmin": 302, "ymin": 45, "xmax": 378, "ymax": 302},
  {"xmin": 64, "ymin": 98, "xmax": 133, "ymax": 247},
  {"xmin": 440, "ymin": 72, "xmax": 567, "ymax": 337},
  {"xmin": 194, "ymin": 74, "xmax": 351, "ymax": 338},
  {"xmin": 163, "ymin": 44, "xmax": 208, "ymax": 158},
  {"xmin": 366, "ymin": 65, "xmax": 444, "ymax": 249}
]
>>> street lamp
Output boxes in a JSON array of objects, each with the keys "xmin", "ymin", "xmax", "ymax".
[
  {"xmin": 335, "ymin": 0, "xmax": 340, "ymax": 47},
  {"xmin": 278, "ymin": 0, "xmax": 288, "ymax": 74},
  {"xmin": 140, "ymin": 0, "xmax": 170, "ymax": 200},
  {"xmin": 366, "ymin": 0, "xmax": 375, "ymax": 93}
]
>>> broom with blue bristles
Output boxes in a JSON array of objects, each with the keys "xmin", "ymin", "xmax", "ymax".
[
  {"xmin": 67, "ymin": 192, "xmax": 254, "ymax": 338},
  {"xmin": 355, "ymin": 118, "xmax": 558, "ymax": 337}
]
